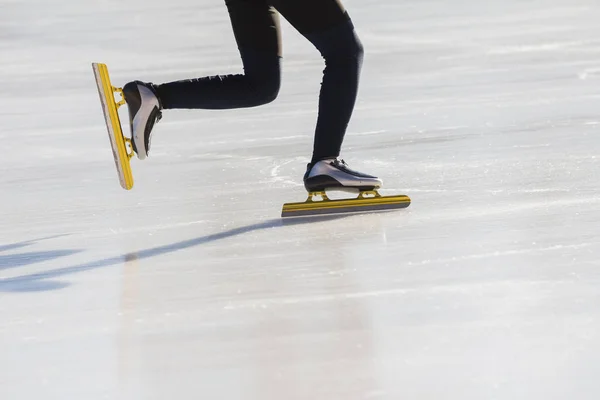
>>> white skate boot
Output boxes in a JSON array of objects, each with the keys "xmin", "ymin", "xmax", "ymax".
[
  {"xmin": 122, "ymin": 81, "xmax": 162, "ymax": 160},
  {"xmin": 282, "ymin": 158, "xmax": 408, "ymax": 217},
  {"xmin": 303, "ymin": 158, "xmax": 383, "ymax": 192}
]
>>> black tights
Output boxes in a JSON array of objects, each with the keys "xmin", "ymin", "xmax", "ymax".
[{"xmin": 155, "ymin": 0, "xmax": 364, "ymax": 163}]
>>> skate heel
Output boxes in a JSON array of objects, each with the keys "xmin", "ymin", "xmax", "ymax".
[{"xmin": 92, "ymin": 62, "xmax": 135, "ymax": 190}]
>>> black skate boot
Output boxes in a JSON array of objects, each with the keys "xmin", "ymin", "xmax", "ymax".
[
  {"xmin": 303, "ymin": 158, "xmax": 383, "ymax": 192},
  {"xmin": 122, "ymin": 81, "xmax": 162, "ymax": 160}
]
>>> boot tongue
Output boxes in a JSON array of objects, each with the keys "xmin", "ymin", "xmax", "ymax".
[
  {"xmin": 331, "ymin": 158, "xmax": 346, "ymax": 167},
  {"xmin": 310, "ymin": 157, "xmax": 337, "ymax": 168}
]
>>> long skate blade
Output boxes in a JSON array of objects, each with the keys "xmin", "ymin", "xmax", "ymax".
[
  {"xmin": 92, "ymin": 62, "xmax": 134, "ymax": 190},
  {"xmin": 281, "ymin": 194, "xmax": 411, "ymax": 218}
]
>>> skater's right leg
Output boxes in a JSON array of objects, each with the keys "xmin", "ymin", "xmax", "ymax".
[
  {"xmin": 124, "ymin": 0, "xmax": 282, "ymax": 159},
  {"xmin": 155, "ymin": 0, "xmax": 282, "ymax": 109}
]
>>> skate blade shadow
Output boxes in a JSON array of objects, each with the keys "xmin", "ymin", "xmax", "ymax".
[
  {"xmin": 122, "ymin": 214, "xmax": 347, "ymax": 262},
  {"xmin": 0, "ymin": 234, "xmax": 71, "ymax": 253},
  {"xmin": 0, "ymin": 250, "xmax": 82, "ymax": 270},
  {"xmin": 0, "ymin": 215, "xmax": 349, "ymax": 293}
]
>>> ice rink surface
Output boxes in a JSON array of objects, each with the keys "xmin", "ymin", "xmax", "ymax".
[{"xmin": 1, "ymin": 0, "xmax": 600, "ymax": 398}]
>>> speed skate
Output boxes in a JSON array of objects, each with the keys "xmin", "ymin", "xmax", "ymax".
[
  {"xmin": 92, "ymin": 62, "xmax": 135, "ymax": 190},
  {"xmin": 282, "ymin": 158, "xmax": 411, "ymax": 217}
]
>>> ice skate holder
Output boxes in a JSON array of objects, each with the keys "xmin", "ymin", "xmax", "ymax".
[
  {"xmin": 307, "ymin": 191, "xmax": 330, "ymax": 202},
  {"xmin": 113, "ymin": 86, "xmax": 126, "ymax": 107},
  {"xmin": 306, "ymin": 189, "xmax": 381, "ymax": 202},
  {"xmin": 110, "ymin": 86, "xmax": 134, "ymax": 160}
]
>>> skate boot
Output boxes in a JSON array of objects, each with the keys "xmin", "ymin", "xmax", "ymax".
[
  {"xmin": 303, "ymin": 158, "xmax": 383, "ymax": 192},
  {"xmin": 122, "ymin": 81, "xmax": 162, "ymax": 160},
  {"xmin": 282, "ymin": 158, "xmax": 409, "ymax": 217}
]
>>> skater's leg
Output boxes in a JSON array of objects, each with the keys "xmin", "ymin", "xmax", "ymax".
[
  {"xmin": 270, "ymin": 0, "xmax": 378, "ymax": 192},
  {"xmin": 155, "ymin": 0, "xmax": 282, "ymax": 109},
  {"xmin": 271, "ymin": 0, "xmax": 364, "ymax": 163}
]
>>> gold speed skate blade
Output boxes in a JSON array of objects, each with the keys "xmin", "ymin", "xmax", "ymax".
[
  {"xmin": 92, "ymin": 62, "xmax": 134, "ymax": 190},
  {"xmin": 281, "ymin": 190, "xmax": 411, "ymax": 218}
]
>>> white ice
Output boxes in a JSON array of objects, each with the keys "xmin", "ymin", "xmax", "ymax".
[{"xmin": 1, "ymin": 0, "xmax": 600, "ymax": 399}]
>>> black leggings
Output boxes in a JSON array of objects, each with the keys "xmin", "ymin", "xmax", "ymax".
[{"xmin": 155, "ymin": 0, "xmax": 364, "ymax": 163}]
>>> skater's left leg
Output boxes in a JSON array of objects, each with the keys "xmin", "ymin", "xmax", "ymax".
[
  {"xmin": 271, "ymin": 0, "xmax": 364, "ymax": 164},
  {"xmin": 272, "ymin": 0, "xmax": 379, "ymax": 192}
]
